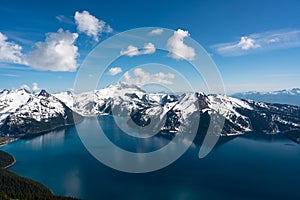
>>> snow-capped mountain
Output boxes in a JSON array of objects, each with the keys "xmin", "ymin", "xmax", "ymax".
[
  {"xmin": 0, "ymin": 90, "xmax": 83, "ymax": 136},
  {"xmin": 53, "ymin": 83, "xmax": 300, "ymax": 137},
  {"xmin": 0, "ymin": 89, "xmax": 33, "ymax": 124},
  {"xmin": 232, "ymin": 88, "xmax": 300, "ymax": 106},
  {"xmin": 1, "ymin": 83, "xmax": 300, "ymax": 143},
  {"xmin": 54, "ymin": 82, "xmax": 177, "ymax": 117},
  {"xmin": 52, "ymin": 91, "xmax": 74, "ymax": 108}
]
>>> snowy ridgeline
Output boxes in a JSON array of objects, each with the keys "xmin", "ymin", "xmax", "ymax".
[
  {"xmin": 232, "ymin": 88, "xmax": 300, "ymax": 106},
  {"xmin": 0, "ymin": 89, "xmax": 82, "ymax": 136},
  {"xmin": 1, "ymin": 82, "xmax": 300, "ymax": 137}
]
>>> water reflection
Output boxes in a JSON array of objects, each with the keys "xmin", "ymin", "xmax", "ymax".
[
  {"xmin": 1, "ymin": 117, "xmax": 300, "ymax": 200},
  {"xmin": 63, "ymin": 167, "xmax": 81, "ymax": 197},
  {"xmin": 23, "ymin": 129, "xmax": 67, "ymax": 150},
  {"xmin": 97, "ymin": 116, "xmax": 198, "ymax": 153}
]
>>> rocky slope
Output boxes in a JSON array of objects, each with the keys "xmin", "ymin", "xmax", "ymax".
[{"xmin": 0, "ymin": 90, "xmax": 83, "ymax": 136}]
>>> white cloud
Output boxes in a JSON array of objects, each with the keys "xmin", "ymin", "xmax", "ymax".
[
  {"xmin": 20, "ymin": 84, "xmax": 30, "ymax": 91},
  {"xmin": 237, "ymin": 36, "xmax": 260, "ymax": 50},
  {"xmin": 120, "ymin": 43, "xmax": 156, "ymax": 57},
  {"xmin": 74, "ymin": 10, "xmax": 112, "ymax": 42},
  {"xmin": 20, "ymin": 82, "xmax": 40, "ymax": 92},
  {"xmin": 212, "ymin": 29, "xmax": 300, "ymax": 56},
  {"xmin": 105, "ymin": 25, "xmax": 113, "ymax": 33},
  {"xmin": 32, "ymin": 82, "xmax": 40, "ymax": 92},
  {"xmin": 149, "ymin": 28, "xmax": 164, "ymax": 35},
  {"xmin": 56, "ymin": 15, "xmax": 74, "ymax": 25},
  {"xmin": 120, "ymin": 45, "xmax": 139, "ymax": 57},
  {"xmin": 25, "ymin": 29, "xmax": 79, "ymax": 72},
  {"xmin": 0, "ymin": 32, "xmax": 23, "ymax": 64},
  {"xmin": 166, "ymin": 29, "xmax": 196, "ymax": 60},
  {"xmin": 268, "ymin": 38, "xmax": 279, "ymax": 43},
  {"xmin": 143, "ymin": 42, "xmax": 156, "ymax": 54},
  {"xmin": 108, "ymin": 67, "xmax": 122, "ymax": 76},
  {"xmin": 213, "ymin": 36, "xmax": 260, "ymax": 56},
  {"xmin": 122, "ymin": 68, "xmax": 175, "ymax": 87},
  {"xmin": 0, "ymin": 73, "xmax": 19, "ymax": 77}
]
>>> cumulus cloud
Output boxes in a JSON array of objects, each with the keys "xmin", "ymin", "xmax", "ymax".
[
  {"xmin": 0, "ymin": 32, "xmax": 24, "ymax": 64},
  {"xmin": 212, "ymin": 29, "xmax": 300, "ymax": 56},
  {"xmin": 166, "ymin": 29, "xmax": 196, "ymax": 60},
  {"xmin": 74, "ymin": 10, "xmax": 112, "ymax": 42},
  {"xmin": 20, "ymin": 84, "xmax": 30, "ymax": 91},
  {"xmin": 122, "ymin": 68, "xmax": 175, "ymax": 87},
  {"xmin": 143, "ymin": 42, "xmax": 156, "ymax": 54},
  {"xmin": 213, "ymin": 36, "xmax": 261, "ymax": 56},
  {"xmin": 149, "ymin": 28, "xmax": 163, "ymax": 35},
  {"xmin": 108, "ymin": 67, "xmax": 122, "ymax": 76},
  {"xmin": 32, "ymin": 82, "xmax": 40, "ymax": 92},
  {"xmin": 120, "ymin": 45, "xmax": 139, "ymax": 57},
  {"xmin": 25, "ymin": 29, "xmax": 79, "ymax": 72},
  {"xmin": 20, "ymin": 82, "xmax": 40, "ymax": 92},
  {"xmin": 120, "ymin": 43, "xmax": 156, "ymax": 57},
  {"xmin": 237, "ymin": 36, "xmax": 260, "ymax": 50}
]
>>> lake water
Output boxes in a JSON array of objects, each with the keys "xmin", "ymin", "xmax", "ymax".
[{"xmin": 1, "ymin": 116, "xmax": 300, "ymax": 200}]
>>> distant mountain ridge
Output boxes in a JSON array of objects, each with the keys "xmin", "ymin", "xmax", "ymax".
[{"xmin": 232, "ymin": 88, "xmax": 300, "ymax": 106}]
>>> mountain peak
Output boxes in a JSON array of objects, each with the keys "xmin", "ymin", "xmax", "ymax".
[
  {"xmin": 38, "ymin": 89, "xmax": 51, "ymax": 97},
  {"xmin": 290, "ymin": 88, "xmax": 300, "ymax": 94}
]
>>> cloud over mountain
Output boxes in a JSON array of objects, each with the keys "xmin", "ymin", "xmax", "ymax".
[
  {"xmin": 122, "ymin": 68, "xmax": 175, "ymax": 87},
  {"xmin": 108, "ymin": 67, "xmax": 122, "ymax": 76}
]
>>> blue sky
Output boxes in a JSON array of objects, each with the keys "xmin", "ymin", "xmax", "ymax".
[{"xmin": 1, "ymin": 0, "xmax": 300, "ymax": 94}]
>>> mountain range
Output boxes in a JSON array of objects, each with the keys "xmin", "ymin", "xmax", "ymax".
[
  {"xmin": 0, "ymin": 89, "xmax": 82, "ymax": 137},
  {"xmin": 0, "ymin": 83, "xmax": 300, "ymax": 144},
  {"xmin": 232, "ymin": 88, "xmax": 300, "ymax": 106}
]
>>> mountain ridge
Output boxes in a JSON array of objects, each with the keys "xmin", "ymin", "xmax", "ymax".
[
  {"xmin": 52, "ymin": 83, "xmax": 300, "ymax": 138},
  {"xmin": 0, "ymin": 84, "xmax": 300, "ymax": 144},
  {"xmin": 0, "ymin": 89, "xmax": 83, "ymax": 137},
  {"xmin": 232, "ymin": 88, "xmax": 300, "ymax": 106}
]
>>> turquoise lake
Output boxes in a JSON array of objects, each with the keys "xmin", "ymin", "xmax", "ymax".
[{"xmin": 1, "ymin": 116, "xmax": 300, "ymax": 200}]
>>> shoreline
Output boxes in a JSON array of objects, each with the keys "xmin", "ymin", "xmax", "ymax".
[
  {"xmin": 0, "ymin": 117, "xmax": 84, "ymax": 147},
  {"xmin": 0, "ymin": 151, "xmax": 66, "ymax": 198},
  {"xmin": 4, "ymin": 155, "xmax": 16, "ymax": 169},
  {"xmin": 0, "ymin": 137, "xmax": 19, "ymax": 147}
]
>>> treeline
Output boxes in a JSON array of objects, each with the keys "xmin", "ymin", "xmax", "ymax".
[
  {"xmin": 0, "ymin": 150, "xmax": 14, "ymax": 168},
  {"xmin": 0, "ymin": 169, "xmax": 79, "ymax": 200},
  {"xmin": 0, "ymin": 150, "xmax": 79, "ymax": 200}
]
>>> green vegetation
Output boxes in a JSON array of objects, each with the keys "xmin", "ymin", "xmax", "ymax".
[
  {"xmin": 0, "ymin": 150, "xmax": 14, "ymax": 169},
  {"xmin": 0, "ymin": 150, "xmax": 79, "ymax": 200}
]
